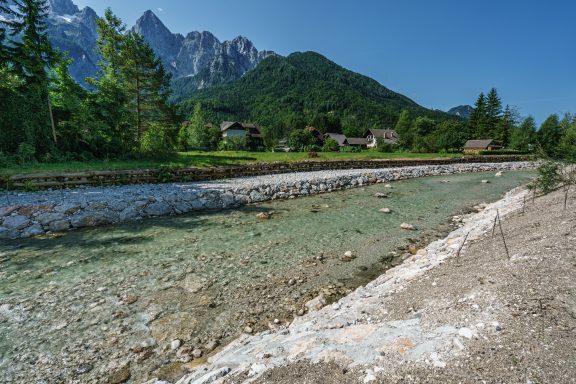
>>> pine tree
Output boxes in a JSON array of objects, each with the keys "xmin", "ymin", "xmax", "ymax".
[
  {"xmin": 485, "ymin": 88, "xmax": 502, "ymax": 139},
  {"xmin": 120, "ymin": 32, "xmax": 174, "ymax": 149},
  {"xmin": 494, "ymin": 105, "xmax": 513, "ymax": 147},
  {"xmin": 7, "ymin": 0, "xmax": 58, "ymax": 153},
  {"xmin": 0, "ymin": 0, "xmax": 11, "ymax": 65},
  {"xmin": 468, "ymin": 92, "xmax": 489, "ymax": 138}
]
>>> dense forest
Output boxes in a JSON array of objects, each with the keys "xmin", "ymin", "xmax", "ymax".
[{"xmin": 0, "ymin": 0, "xmax": 574, "ymax": 165}]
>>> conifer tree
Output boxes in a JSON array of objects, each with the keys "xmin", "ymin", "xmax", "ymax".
[
  {"xmin": 8, "ymin": 0, "xmax": 58, "ymax": 152},
  {"xmin": 494, "ymin": 105, "xmax": 513, "ymax": 147},
  {"xmin": 0, "ymin": 0, "xmax": 11, "ymax": 65},
  {"xmin": 468, "ymin": 92, "xmax": 489, "ymax": 138},
  {"xmin": 120, "ymin": 32, "xmax": 173, "ymax": 146},
  {"xmin": 485, "ymin": 88, "xmax": 502, "ymax": 138}
]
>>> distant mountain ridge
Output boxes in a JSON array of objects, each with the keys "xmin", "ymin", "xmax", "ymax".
[
  {"xmin": 447, "ymin": 105, "xmax": 473, "ymax": 119},
  {"xmin": 2, "ymin": 0, "xmax": 274, "ymax": 88}
]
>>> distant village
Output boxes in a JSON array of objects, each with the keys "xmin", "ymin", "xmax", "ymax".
[{"xmin": 218, "ymin": 121, "xmax": 504, "ymax": 153}]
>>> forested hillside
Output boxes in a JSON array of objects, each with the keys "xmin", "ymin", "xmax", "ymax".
[{"xmin": 176, "ymin": 52, "xmax": 454, "ymax": 139}]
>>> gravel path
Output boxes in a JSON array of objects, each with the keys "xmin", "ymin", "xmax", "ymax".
[{"xmin": 173, "ymin": 186, "xmax": 576, "ymax": 384}]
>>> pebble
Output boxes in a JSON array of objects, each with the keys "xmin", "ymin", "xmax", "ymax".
[
  {"xmin": 192, "ymin": 349, "xmax": 203, "ymax": 358},
  {"xmin": 273, "ymin": 318, "xmax": 280, "ymax": 324},
  {"xmin": 482, "ymin": 180, "xmax": 491, "ymax": 184},
  {"xmin": 379, "ymin": 208, "xmax": 392, "ymax": 214},
  {"xmin": 244, "ymin": 326, "xmax": 254, "ymax": 334},
  {"xmin": 458, "ymin": 327, "xmax": 475, "ymax": 339},
  {"xmin": 75, "ymin": 363, "xmax": 93, "ymax": 374},
  {"xmin": 170, "ymin": 339, "xmax": 181, "ymax": 351},
  {"xmin": 400, "ymin": 223, "xmax": 416, "ymax": 230}
]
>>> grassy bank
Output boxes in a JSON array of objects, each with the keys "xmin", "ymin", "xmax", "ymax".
[{"xmin": 0, "ymin": 151, "xmax": 464, "ymax": 177}]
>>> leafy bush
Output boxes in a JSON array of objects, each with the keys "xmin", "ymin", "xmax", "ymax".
[
  {"xmin": 377, "ymin": 140, "xmax": 399, "ymax": 153},
  {"xmin": 530, "ymin": 161, "xmax": 561, "ymax": 194},
  {"xmin": 16, "ymin": 143, "xmax": 36, "ymax": 164},
  {"xmin": 141, "ymin": 124, "xmax": 174, "ymax": 154},
  {"xmin": 322, "ymin": 138, "xmax": 339, "ymax": 152}
]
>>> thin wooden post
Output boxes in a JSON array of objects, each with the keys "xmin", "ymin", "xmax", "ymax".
[
  {"xmin": 497, "ymin": 209, "xmax": 510, "ymax": 260},
  {"xmin": 522, "ymin": 195, "xmax": 526, "ymax": 215},
  {"xmin": 492, "ymin": 214, "xmax": 498, "ymax": 238},
  {"xmin": 456, "ymin": 231, "xmax": 470, "ymax": 266}
]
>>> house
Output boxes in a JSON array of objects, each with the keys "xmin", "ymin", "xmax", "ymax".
[
  {"xmin": 463, "ymin": 139, "xmax": 503, "ymax": 153},
  {"xmin": 346, "ymin": 137, "xmax": 369, "ymax": 148},
  {"xmin": 365, "ymin": 129, "xmax": 399, "ymax": 149},
  {"xmin": 220, "ymin": 121, "xmax": 262, "ymax": 139},
  {"xmin": 324, "ymin": 132, "xmax": 348, "ymax": 147},
  {"xmin": 220, "ymin": 121, "xmax": 264, "ymax": 150}
]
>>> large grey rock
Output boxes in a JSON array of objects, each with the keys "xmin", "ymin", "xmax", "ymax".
[
  {"xmin": 21, "ymin": 224, "xmax": 44, "ymax": 238},
  {"xmin": 70, "ymin": 212, "xmax": 111, "ymax": 228},
  {"xmin": 49, "ymin": 220, "xmax": 71, "ymax": 232},
  {"xmin": 3, "ymin": 215, "xmax": 31, "ymax": 230},
  {"xmin": 36, "ymin": 212, "xmax": 66, "ymax": 226},
  {"xmin": 0, "ymin": 227, "xmax": 18, "ymax": 240},
  {"xmin": 144, "ymin": 201, "xmax": 173, "ymax": 216}
]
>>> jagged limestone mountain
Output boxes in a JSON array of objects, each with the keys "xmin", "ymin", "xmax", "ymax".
[
  {"xmin": 132, "ymin": 10, "xmax": 275, "ymax": 88},
  {"xmin": 2, "ymin": 2, "xmax": 273, "ymax": 89}
]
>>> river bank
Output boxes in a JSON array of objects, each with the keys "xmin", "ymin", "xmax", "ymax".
[
  {"xmin": 0, "ymin": 171, "xmax": 535, "ymax": 384},
  {"xmin": 0, "ymin": 162, "xmax": 532, "ymax": 239},
  {"xmin": 173, "ymin": 185, "xmax": 576, "ymax": 384}
]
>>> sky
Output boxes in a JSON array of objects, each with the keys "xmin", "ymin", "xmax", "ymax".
[{"xmin": 73, "ymin": 0, "xmax": 575, "ymax": 124}]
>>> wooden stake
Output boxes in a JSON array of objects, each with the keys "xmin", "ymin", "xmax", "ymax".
[
  {"xmin": 497, "ymin": 209, "xmax": 510, "ymax": 260},
  {"xmin": 492, "ymin": 214, "xmax": 498, "ymax": 238},
  {"xmin": 522, "ymin": 195, "xmax": 526, "ymax": 215},
  {"xmin": 456, "ymin": 231, "xmax": 470, "ymax": 266}
]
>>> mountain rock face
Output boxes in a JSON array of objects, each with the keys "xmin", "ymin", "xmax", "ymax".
[
  {"xmin": 132, "ymin": 10, "xmax": 275, "ymax": 88},
  {"xmin": 447, "ymin": 105, "xmax": 473, "ymax": 119},
  {"xmin": 3, "ymin": 2, "xmax": 272, "ymax": 89}
]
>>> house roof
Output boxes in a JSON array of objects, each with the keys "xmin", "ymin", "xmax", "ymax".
[
  {"xmin": 347, "ymin": 137, "xmax": 368, "ymax": 146},
  {"xmin": 324, "ymin": 132, "xmax": 348, "ymax": 146},
  {"xmin": 463, "ymin": 139, "xmax": 496, "ymax": 149},
  {"xmin": 367, "ymin": 129, "xmax": 399, "ymax": 141},
  {"xmin": 220, "ymin": 121, "xmax": 262, "ymax": 137}
]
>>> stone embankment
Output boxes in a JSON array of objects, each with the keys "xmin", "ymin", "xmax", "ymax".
[{"xmin": 0, "ymin": 162, "xmax": 533, "ymax": 240}]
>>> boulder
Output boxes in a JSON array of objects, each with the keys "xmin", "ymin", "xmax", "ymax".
[
  {"xmin": 3, "ymin": 215, "xmax": 31, "ymax": 230},
  {"xmin": 400, "ymin": 223, "xmax": 416, "ymax": 230},
  {"xmin": 379, "ymin": 208, "xmax": 392, "ymax": 214}
]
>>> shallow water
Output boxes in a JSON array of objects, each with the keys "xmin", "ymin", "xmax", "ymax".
[{"xmin": 0, "ymin": 171, "xmax": 534, "ymax": 383}]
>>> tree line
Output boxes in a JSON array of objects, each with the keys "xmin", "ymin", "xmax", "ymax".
[{"xmin": 0, "ymin": 1, "xmax": 176, "ymax": 164}]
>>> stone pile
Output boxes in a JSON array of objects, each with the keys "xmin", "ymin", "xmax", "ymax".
[{"xmin": 0, "ymin": 162, "xmax": 533, "ymax": 239}]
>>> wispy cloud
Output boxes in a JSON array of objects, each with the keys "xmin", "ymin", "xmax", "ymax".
[{"xmin": 157, "ymin": 7, "xmax": 164, "ymax": 12}]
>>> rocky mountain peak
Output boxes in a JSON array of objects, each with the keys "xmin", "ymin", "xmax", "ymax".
[{"xmin": 48, "ymin": 0, "xmax": 79, "ymax": 15}]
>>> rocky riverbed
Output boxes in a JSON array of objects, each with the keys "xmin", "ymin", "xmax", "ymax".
[
  {"xmin": 0, "ymin": 170, "xmax": 536, "ymax": 384},
  {"xmin": 0, "ymin": 162, "xmax": 533, "ymax": 239},
  {"xmin": 174, "ymin": 185, "xmax": 576, "ymax": 384}
]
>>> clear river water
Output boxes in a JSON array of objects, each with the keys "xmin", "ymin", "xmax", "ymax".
[{"xmin": 0, "ymin": 170, "xmax": 534, "ymax": 383}]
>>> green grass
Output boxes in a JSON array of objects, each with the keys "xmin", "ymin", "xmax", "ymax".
[{"xmin": 0, "ymin": 151, "xmax": 464, "ymax": 178}]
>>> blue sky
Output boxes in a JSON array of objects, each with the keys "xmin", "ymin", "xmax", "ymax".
[{"xmin": 73, "ymin": 0, "xmax": 575, "ymax": 124}]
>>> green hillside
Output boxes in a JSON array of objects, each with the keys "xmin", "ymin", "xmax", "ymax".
[{"xmin": 175, "ymin": 51, "xmax": 454, "ymax": 137}]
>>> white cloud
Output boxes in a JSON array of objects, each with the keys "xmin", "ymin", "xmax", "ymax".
[{"xmin": 157, "ymin": 7, "xmax": 164, "ymax": 12}]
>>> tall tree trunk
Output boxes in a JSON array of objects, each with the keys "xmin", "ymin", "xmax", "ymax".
[
  {"xmin": 136, "ymin": 75, "xmax": 141, "ymax": 144},
  {"xmin": 47, "ymin": 94, "xmax": 57, "ymax": 144}
]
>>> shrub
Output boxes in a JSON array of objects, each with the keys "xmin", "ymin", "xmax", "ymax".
[
  {"xmin": 530, "ymin": 161, "xmax": 561, "ymax": 194},
  {"xmin": 16, "ymin": 143, "xmax": 36, "ymax": 164},
  {"xmin": 377, "ymin": 140, "xmax": 398, "ymax": 153},
  {"xmin": 322, "ymin": 138, "xmax": 340, "ymax": 152},
  {"xmin": 340, "ymin": 146, "xmax": 361, "ymax": 153}
]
